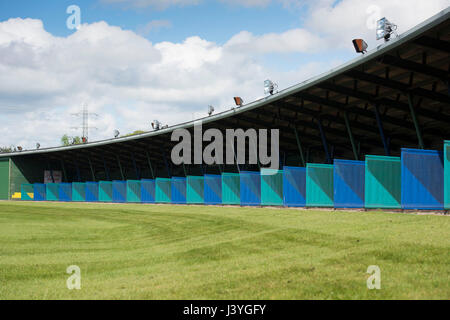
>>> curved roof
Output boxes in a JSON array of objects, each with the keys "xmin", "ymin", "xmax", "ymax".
[{"xmin": 1, "ymin": 8, "xmax": 449, "ymax": 180}]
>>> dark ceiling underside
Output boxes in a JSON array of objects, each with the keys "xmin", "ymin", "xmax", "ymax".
[{"xmin": 8, "ymin": 16, "xmax": 450, "ymax": 181}]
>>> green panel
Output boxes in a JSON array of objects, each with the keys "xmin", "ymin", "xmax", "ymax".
[
  {"xmin": 445, "ymin": 141, "xmax": 450, "ymax": 210},
  {"xmin": 156, "ymin": 178, "xmax": 171, "ymax": 203},
  {"xmin": 0, "ymin": 158, "xmax": 9, "ymax": 200},
  {"xmin": 99, "ymin": 181, "xmax": 113, "ymax": 202},
  {"xmin": 187, "ymin": 176, "xmax": 204, "ymax": 204},
  {"xmin": 261, "ymin": 169, "xmax": 283, "ymax": 206},
  {"xmin": 222, "ymin": 173, "xmax": 240, "ymax": 205},
  {"xmin": 9, "ymin": 157, "xmax": 46, "ymax": 196},
  {"xmin": 21, "ymin": 184, "xmax": 34, "ymax": 201},
  {"xmin": 127, "ymin": 180, "xmax": 141, "ymax": 203},
  {"xmin": 306, "ymin": 163, "xmax": 334, "ymax": 207},
  {"xmin": 365, "ymin": 155, "xmax": 401, "ymax": 209}
]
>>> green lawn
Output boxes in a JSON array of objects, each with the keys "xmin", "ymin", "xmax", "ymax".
[{"xmin": 0, "ymin": 201, "xmax": 448, "ymax": 300}]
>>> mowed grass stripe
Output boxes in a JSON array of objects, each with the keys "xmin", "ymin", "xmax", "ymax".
[{"xmin": 0, "ymin": 202, "xmax": 448, "ymax": 299}]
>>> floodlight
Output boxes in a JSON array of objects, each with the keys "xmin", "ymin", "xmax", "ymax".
[
  {"xmin": 36, "ymin": 143, "xmax": 40, "ymax": 149},
  {"xmin": 152, "ymin": 120, "xmax": 161, "ymax": 130},
  {"xmin": 208, "ymin": 105, "xmax": 215, "ymax": 116},
  {"xmin": 264, "ymin": 80, "xmax": 278, "ymax": 95},
  {"xmin": 17, "ymin": 146, "xmax": 23, "ymax": 151},
  {"xmin": 82, "ymin": 137, "xmax": 87, "ymax": 144},
  {"xmin": 234, "ymin": 97, "xmax": 243, "ymax": 107},
  {"xmin": 376, "ymin": 17, "xmax": 397, "ymax": 42},
  {"xmin": 352, "ymin": 39, "xmax": 368, "ymax": 54},
  {"xmin": 114, "ymin": 130, "xmax": 120, "ymax": 138}
]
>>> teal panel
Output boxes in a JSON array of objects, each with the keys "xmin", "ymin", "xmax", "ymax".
[
  {"xmin": 445, "ymin": 141, "xmax": 450, "ymax": 210},
  {"xmin": 261, "ymin": 169, "xmax": 283, "ymax": 206},
  {"xmin": 127, "ymin": 180, "xmax": 141, "ymax": 203},
  {"xmin": 306, "ymin": 163, "xmax": 334, "ymax": 207},
  {"xmin": 187, "ymin": 176, "xmax": 204, "ymax": 204},
  {"xmin": 72, "ymin": 182, "xmax": 86, "ymax": 202},
  {"xmin": 46, "ymin": 183, "xmax": 59, "ymax": 201},
  {"xmin": 99, "ymin": 181, "xmax": 113, "ymax": 202},
  {"xmin": 21, "ymin": 184, "xmax": 34, "ymax": 201},
  {"xmin": 156, "ymin": 178, "xmax": 171, "ymax": 203},
  {"xmin": 222, "ymin": 173, "xmax": 240, "ymax": 205},
  {"xmin": 365, "ymin": 155, "xmax": 401, "ymax": 209}
]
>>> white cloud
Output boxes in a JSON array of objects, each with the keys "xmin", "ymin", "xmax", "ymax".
[
  {"xmin": 100, "ymin": 0, "xmax": 201, "ymax": 9},
  {"xmin": 0, "ymin": 0, "xmax": 449, "ymax": 149}
]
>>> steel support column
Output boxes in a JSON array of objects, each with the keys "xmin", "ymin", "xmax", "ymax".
[
  {"xmin": 60, "ymin": 159, "xmax": 67, "ymax": 182},
  {"xmin": 343, "ymin": 111, "xmax": 359, "ymax": 160},
  {"xmin": 162, "ymin": 148, "xmax": 171, "ymax": 178},
  {"xmin": 145, "ymin": 151, "xmax": 155, "ymax": 179},
  {"xmin": 88, "ymin": 156, "xmax": 96, "ymax": 181},
  {"xmin": 317, "ymin": 119, "xmax": 332, "ymax": 164},
  {"xmin": 131, "ymin": 153, "xmax": 140, "ymax": 180},
  {"xmin": 116, "ymin": 155, "xmax": 125, "ymax": 181},
  {"xmin": 407, "ymin": 93, "xmax": 425, "ymax": 149},
  {"xmin": 293, "ymin": 126, "xmax": 306, "ymax": 167},
  {"xmin": 373, "ymin": 104, "xmax": 390, "ymax": 156},
  {"xmin": 102, "ymin": 156, "xmax": 110, "ymax": 181}
]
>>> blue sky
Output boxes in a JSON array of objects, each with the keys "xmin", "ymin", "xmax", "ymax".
[{"xmin": 0, "ymin": 0, "xmax": 448, "ymax": 148}]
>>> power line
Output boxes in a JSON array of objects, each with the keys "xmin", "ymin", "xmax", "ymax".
[{"xmin": 71, "ymin": 103, "xmax": 98, "ymax": 143}]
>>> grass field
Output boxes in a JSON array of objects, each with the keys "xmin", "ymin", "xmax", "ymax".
[{"xmin": 0, "ymin": 201, "xmax": 448, "ymax": 300}]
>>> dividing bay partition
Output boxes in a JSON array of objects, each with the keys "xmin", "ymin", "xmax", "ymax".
[
  {"xmin": 171, "ymin": 177, "xmax": 187, "ymax": 204},
  {"xmin": 261, "ymin": 169, "xmax": 283, "ymax": 206},
  {"xmin": 72, "ymin": 182, "xmax": 86, "ymax": 202},
  {"xmin": 187, "ymin": 176, "xmax": 204, "ymax": 204},
  {"xmin": 240, "ymin": 171, "xmax": 261, "ymax": 206},
  {"xmin": 283, "ymin": 167, "xmax": 306, "ymax": 207},
  {"xmin": 401, "ymin": 148, "xmax": 444, "ymax": 210},
  {"xmin": 127, "ymin": 180, "xmax": 142, "ymax": 203},
  {"xmin": 333, "ymin": 160, "xmax": 365, "ymax": 208},
  {"xmin": 306, "ymin": 164, "xmax": 334, "ymax": 207},
  {"xmin": 99, "ymin": 181, "xmax": 113, "ymax": 202},
  {"xmin": 204, "ymin": 174, "xmax": 222, "ymax": 205},
  {"xmin": 445, "ymin": 141, "xmax": 450, "ymax": 210},
  {"xmin": 21, "ymin": 184, "xmax": 33, "ymax": 201},
  {"xmin": 141, "ymin": 179, "xmax": 155, "ymax": 203},
  {"xmin": 46, "ymin": 183, "xmax": 59, "ymax": 201},
  {"xmin": 156, "ymin": 178, "xmax": 171, "ymax": 203},
  {"xmin": 86, "ymin": 182, "xmax": 99, "ymax": 202},
  {"xmin": 365, "ymin": 155, "xmax": 401, "ymax": 209},
  {"xmin": 59, "ymin": 183, "xmax": 72, "ymax": 202},
  {"xmin": 33, "ymin": 184, "xmax": 46, "ymax": 201},
  {"xmin": 112, "ymin": 180, "xmax": 127, "ymax": 203},
  {"xmin": 222, "ymin": 173, "xmax": 240, "ymax": 205}
]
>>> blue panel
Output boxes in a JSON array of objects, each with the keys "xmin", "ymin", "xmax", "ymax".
[
  {"xmin": 171, "ymin": 177, "xmax": 187, "ymax": 204},
  {"xmin": 401, "ymin": 148, "xmax": 444, "ymax": 210},
  {"xmin": 240, "ymin": 171, "xmax": 261, "ymax": 206},
  {"xmin": 141, "ymin": 179, "xmax": 155, "ymax": 203},
  {"xmin": 334, "ymin": 160, "xmax": 365, "ymax": 208},
  {"xmin": 33, "ymin": 184, "xmax": 46, "ymax": 201},
  {"xmin": 204, "ymin": 174, "xmax": 222, "ymax": 205},
  {"xmin": 86, "ymin": 182, "xmax": 99, "ymax": 202},
  {"xmin": 283, "ymin": 167, "xmax": 306, "ymax": 207},
  {"xmin": 112, "ymin": 180, "xmax": 127, "ymax": 203},
  {"xmin": 59, "ymin": 183, "xmax": 72, "ymax": 202}
]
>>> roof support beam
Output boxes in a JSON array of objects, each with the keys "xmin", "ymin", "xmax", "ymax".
[
  {"xmin": 407, "ymin": 94, "xmax": 425, "ymax": 149},
  {"xmin": 414, "ymin": 36, "xmax": 450, "ymax": 53},
  {"xmin": 60, "ymin": 159, "xmax": 68, "ymax": 183},
  {"xmin": 145, "ymin": 151, "xmax": 155, "ymax": 179},
  {"xmin": 116, "ymin": 154, "xmax": 125, "ymax": 181},
  {"xmin": 131, "ymin": 152, "xmax": 140, "ymax": 180},
  {"xmin": 380, "ymin": 55, "xmax": 449, "ymax": 83},
  {"xmin": 102, "ymin": 155, "xmax": 110, "ymax": 181},
  {"xmin": 88, "ymin": 156, "xmax": 96, "ymax": 181}
]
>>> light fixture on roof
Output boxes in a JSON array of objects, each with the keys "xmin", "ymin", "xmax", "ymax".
[
  {"xmin": 36, "ymin": 143, "xmax": 40, "ymax": 149},
  {"xmin": 114, "ymin": 130, "xmax": 120, "ymax": 138},
  {"xmin": 208, "ymin": 105, "xmax": 215, "ymax": 116},
  {"xmin": 17, "ymin": 146, "xmax": 23, "ymax": 152},
  {"xmin": 264, "ymin": 79, "xmax": 278, "ymax": 95},
  {"xmin": 152, "ymin": 120, "xmax": 161, "ymax": 131},
  {"xmin": 376, "ymin": 17, "xmax": 397, "ymax": 42},
  {"xmin": 234, "ymin": 97, "xmax": 243, "ymax": 107},
  {"xmin": 352, "ymin": 39, "xmax": 368, "ymax": 54},
  {"xmin": 82, "ymin": 137, "xmax": 87, "ymax": 144}
]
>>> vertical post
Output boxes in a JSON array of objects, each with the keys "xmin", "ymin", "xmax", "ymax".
[
  {"xmin": 88, "ymin": 156, "xmax": 96, "ymax": 181},
  {"xmin": 407, "ymin": 93, "xmax": 424, "ymax": 149},
  {"xmin": 75, "ymin": 159, "xmax": 81, "ymax": 182},
  {"xmin": 60, "ymin": 159, "xmax": 68, "ymax": 183},
  {"xmin": 162, "ymin": 147, "xmax": 171, "ymax": 178},
  {"xmin": 317, "ymin": 119, "xmax": 332, "ymax": 164},
  {"xmin": 131, "ymin": 153, "xmax": 140, "ymax": 180},
  {"xmin": 293, "ymin": 126, "xmax": 306, "ymax": 167},
  {"xmin": 343, "ymin": 111, "xmax": 359, "ymax": 160},
  {"xmin": 145, "ymin": 151, "xmax": 155, "ymax": 179},
  {"xmin": 116, "ymin": 154, "xmax": 125, "ymax": 181},
  {"xmin": 373, "ymin": 104, "xmax": 390, "ymax": 156},
  {"xmin": 102, "ymin": 156, "xmax": 110, "ymax": 181}
]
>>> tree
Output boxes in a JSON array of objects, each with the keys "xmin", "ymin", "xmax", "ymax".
[
  {"xmin": 122, "ymin": 130, "xmax": 145, "ymax": 137},
  {"xmin": 61, "ymin": 134, "xmax": 83, "ymax": 146},
  {"xmin": 0, "ymin": 146, "xmax": 12, "ymax": 153}
]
